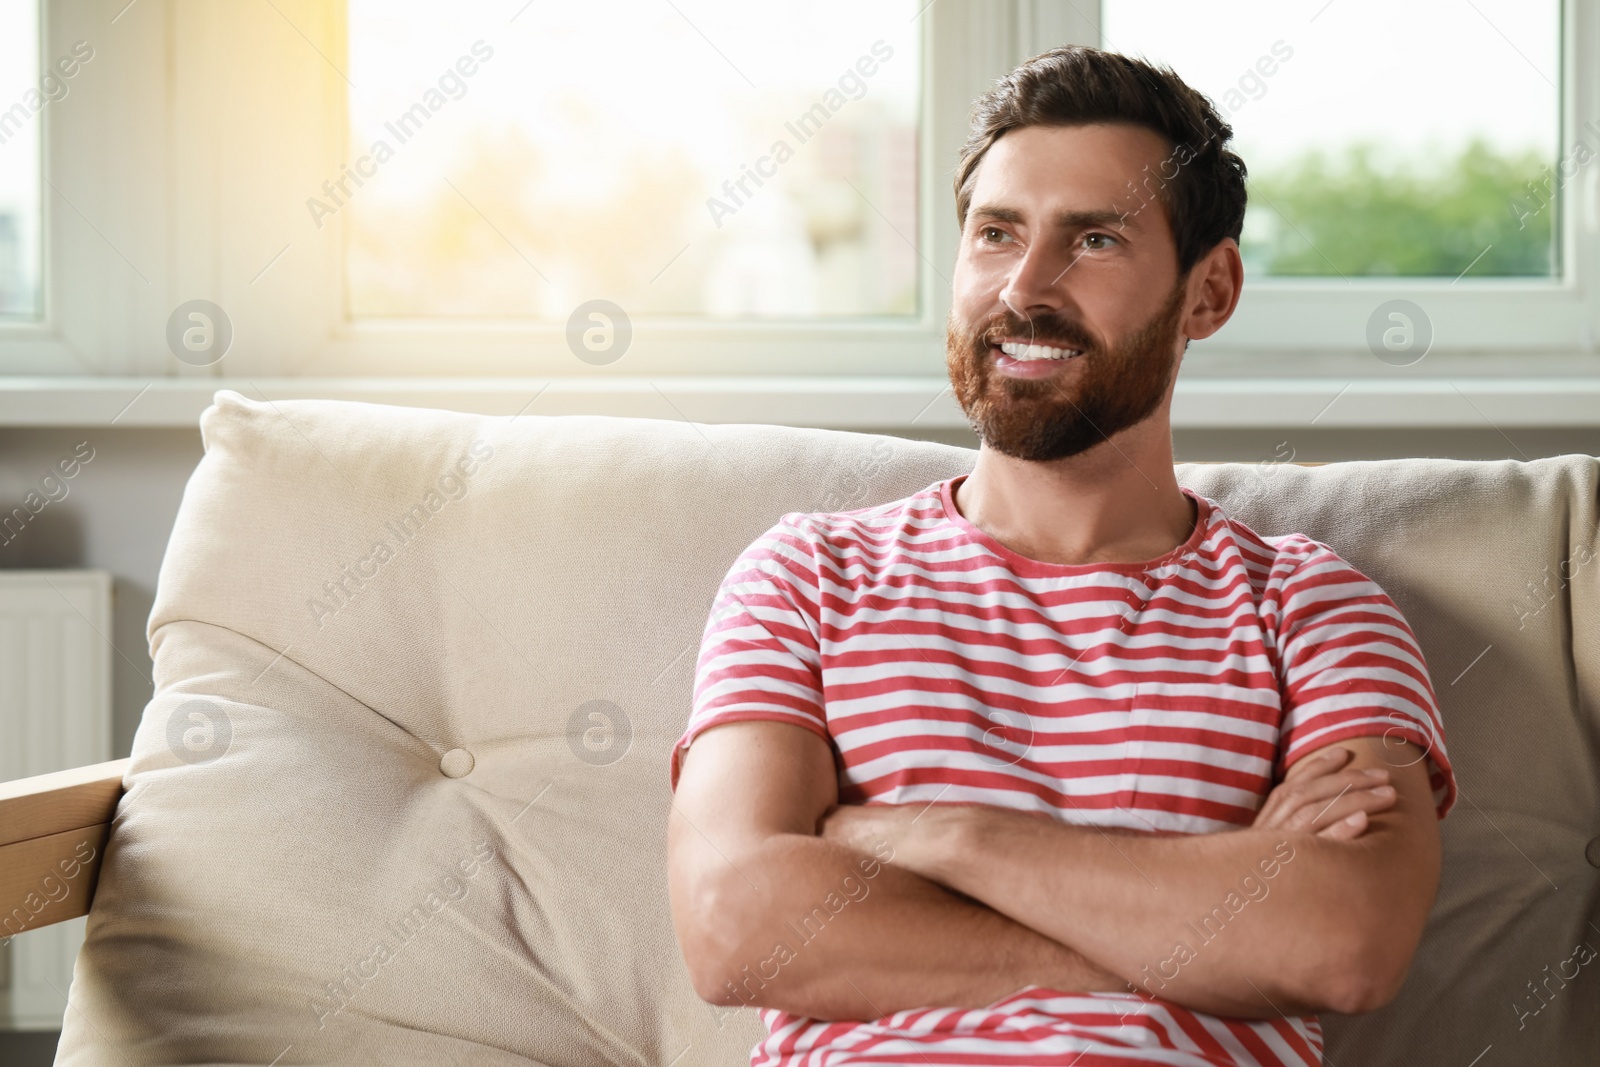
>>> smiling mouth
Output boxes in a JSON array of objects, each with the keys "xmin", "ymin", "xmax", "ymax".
[{"xmin": 989, "ymin": 340, "xmax": 1083, "ymax": 362}]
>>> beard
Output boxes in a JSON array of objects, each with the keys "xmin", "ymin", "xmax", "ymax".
[{"xmin": 945, "ymin": 278, "xmax": 1188, "ymax": 463}]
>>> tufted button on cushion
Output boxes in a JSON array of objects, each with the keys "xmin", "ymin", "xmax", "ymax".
[
  {"xmin": 439, "ymin": 748, "xmax": 474, "ymax": 779},
  {"xmin": 1587, "ymin": 836, "xmax": 1600, "ymax": 869}
]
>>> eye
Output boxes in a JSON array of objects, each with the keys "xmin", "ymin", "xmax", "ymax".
[
  {"xmin": 978, "ymin": 225, "xmax": 1013, "ymax": 244},
  {"xmin": 1083, "ymin": 232, "xmax": 1119, "ymax": 249}
]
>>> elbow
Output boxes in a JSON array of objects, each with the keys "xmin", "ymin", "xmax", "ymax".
[
  {"xmin": 1319, "ymin": 969, "xmax": 1398, "ymax": 1016},
  {"xmin": 1313, "ymin": 930, "xmax": 1416, "ymax": 1015},
  {"xmin": 678, "ymin": 922, "xmax": 733, "ymax": 1005},
  {"xmin": 680, "ymin": 899, "xmax": 811, "ymax": 1012},
  {"xmin": 1305, "ymin": 852, "xmax": 1436, "ymax": 1015},
  {"xmin": 683, "ymin": 928, "xmax": 787, "ymax": 1009},
  {"xmin": 686, "ymin": 959, "xmax": 740, "ymax": 1007},
  {"xmin": 671, "ymin": 867, "xmax": 763, "ymax": 1007}
]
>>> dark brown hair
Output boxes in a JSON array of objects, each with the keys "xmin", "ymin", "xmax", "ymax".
[{"xmin": 954, "ymin": 46, "xmax": 1247, "ymax": 276}]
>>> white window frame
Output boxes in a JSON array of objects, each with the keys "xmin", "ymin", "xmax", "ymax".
[
  {"xmin": 2, "ymin": 0, "xmax": 1598, "ymax": 396},
  {"xmin": 1080, "ymin": 0, "xmax": 1600, "ymax": 367}
]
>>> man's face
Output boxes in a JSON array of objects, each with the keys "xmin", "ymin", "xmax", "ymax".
[{"xmin": 947, "ymin": 122, "xmax": 1191, "ymax": 462}]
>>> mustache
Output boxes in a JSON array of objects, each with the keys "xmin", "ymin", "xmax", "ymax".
[{"xmin": 977, "ymin": 311, "xmax": 1095, "ymax": 353}]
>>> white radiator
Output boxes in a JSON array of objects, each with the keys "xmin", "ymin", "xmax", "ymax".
[{"xmin": 0, "ymin": 570, "xmax": 114, "ymax": 1031}]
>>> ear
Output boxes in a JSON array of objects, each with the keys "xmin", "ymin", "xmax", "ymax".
[{"xmin": 1181, "ymin": 238, "xmax": 1244, "ymax": 343}]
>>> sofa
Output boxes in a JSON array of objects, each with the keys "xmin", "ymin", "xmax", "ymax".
[{"xmin": 2, "ymin": 388, "xmax": 1596, "ymax": 1065}]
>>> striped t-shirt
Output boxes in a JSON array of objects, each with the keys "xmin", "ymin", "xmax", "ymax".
[{"xmin": 670, "ymin": 474, "xmax": 1455, "ymax": 1067}]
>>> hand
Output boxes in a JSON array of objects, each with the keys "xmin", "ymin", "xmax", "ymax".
[
  {"xmin": 821, "ymin": 803, "xmax": 1129, "ymax": 996},
  {"xmin": 1252, "ymin": 745, "xmax": 1396, "ymax": 841},
  {"xmin": 817, "ymin": 802, "xmax": 935, "ymax": 875}
]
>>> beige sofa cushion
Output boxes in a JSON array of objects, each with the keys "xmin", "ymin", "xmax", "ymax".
[{"xmin": 56, "ymin": 390, "xmax": 1598, "ymax": 1066}]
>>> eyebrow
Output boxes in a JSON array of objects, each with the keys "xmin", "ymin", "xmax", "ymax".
[{"xmin": 968, "ymin": 205, "xmax": 1135, "ymax": 231}]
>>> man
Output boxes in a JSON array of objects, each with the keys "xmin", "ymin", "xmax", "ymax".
[{"xmin": 667, "ymin": 45, "xmax": 1455, "ymax": 1067}]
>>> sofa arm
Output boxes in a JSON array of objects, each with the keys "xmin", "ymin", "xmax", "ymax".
[{"xmin": 0, "ymin": 758, "xmax": 129, "ymax": 939}]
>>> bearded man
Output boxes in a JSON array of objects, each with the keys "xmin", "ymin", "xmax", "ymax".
[{"xmin": 667, "ymin": 44, "xmax": 1454, "ymax": 1067}]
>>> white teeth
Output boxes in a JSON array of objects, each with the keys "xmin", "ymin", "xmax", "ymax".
[{"xmin": 998, "ymin": 341, "xmax": 1080, "ymax": 361}]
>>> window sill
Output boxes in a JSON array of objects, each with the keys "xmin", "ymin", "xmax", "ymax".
[{"xmin": 0, "ymin": 375, "xmax": 1598, "ymax": 429}]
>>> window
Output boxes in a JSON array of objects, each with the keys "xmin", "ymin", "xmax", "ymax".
[
  {"xmin": 1101, "ymin": 0, "xmax": 1561, "ymax": 280},
  {"xmin": 0, "ymin": 0, "xmax": 43, "ymax": 320},
  {"xmin": 343, "ymin": 0, "xmax": 921, "ymax": 320},
  {"xmin": 1, "ymin": 0, "xmax": 1596, "ymax": 382}
]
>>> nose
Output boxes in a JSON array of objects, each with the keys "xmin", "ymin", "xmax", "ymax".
[{"xmin": 998, "ymin": 242, "xmax": 1074, "ymax": 321}]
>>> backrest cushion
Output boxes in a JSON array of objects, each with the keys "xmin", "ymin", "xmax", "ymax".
[{"xmin": 56, "ymin": 391, "xmax": 1598, "ymax": 1066}]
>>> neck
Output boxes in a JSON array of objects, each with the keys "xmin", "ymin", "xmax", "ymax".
[{"xmin": 953, "ymin": 415, "xmax": 1193, "ymax": 567}]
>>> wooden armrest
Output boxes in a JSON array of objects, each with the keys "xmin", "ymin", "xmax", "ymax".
[{"xmin": 0, "ymin": 758, "xmax": 129, "ymax": 938}]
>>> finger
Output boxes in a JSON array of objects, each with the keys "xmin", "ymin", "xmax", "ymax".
[
  {"xmin": 1255, "ymin": 767, "xmax": 1391, "ymax": 828},
  {"xmin": 1262, "ymin": 782, "xmax": 1392, "ymax": 834},
  {"xmin": 1283, "ymin": 745, "xmax": 1353, "ymax": 782},
  {"xmin": 1291, "ymin": 767, "xmax": 1393, "ymax": 808},
  {"xmin": 1266, "ymin": 756, "xmax": 1366, "ymax": 815},
  {"xmin": 1293, "ymin": 784, "xmax": 1397, "ymax": 833},
  {"xmin": 1316, "ymin": 810, "xmax": 1368, "ymax": 841}
]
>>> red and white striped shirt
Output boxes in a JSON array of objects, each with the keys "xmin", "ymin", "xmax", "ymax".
[{"xmin": 671, "ymin": 474, "xmax": 1455, "ymax": 1067}]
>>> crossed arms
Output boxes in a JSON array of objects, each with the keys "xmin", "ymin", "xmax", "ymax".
[{"xmin": 667, "ymin": 720, "xmax": 1442, "ymax": 1022}]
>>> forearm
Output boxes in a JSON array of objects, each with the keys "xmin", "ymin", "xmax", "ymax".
[
  {"xmin": 686, "ymin": 830, "xmax": 1129, "ymax": 1020},
  {"xmin": 916, "ymin": 809, "xmax": 1403, "ymax": 1017}
]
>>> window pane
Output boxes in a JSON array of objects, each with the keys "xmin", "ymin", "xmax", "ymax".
[
  {"xmin": 1100, "ymin": 0, "xmax": 1560, "ymax": 279},
  {"xmin": 344, "ymin": 0, "xmax": 921, "ymax": 319},
  {"xmin": 0, "ymin": 0, "xmax": 42, "ymax": 319}
]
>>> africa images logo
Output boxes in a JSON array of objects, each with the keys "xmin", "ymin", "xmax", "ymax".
[
  {"xmin": 704, "ymin": 40, "xmax": 894, "ymax": 228},
  {"xmin": 305, "ymin": 40, "xmax": 495, "ymax": 229},
  {"xmin": 308, "ymin": 440, "xmax": 495, "ymax": 628}
]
